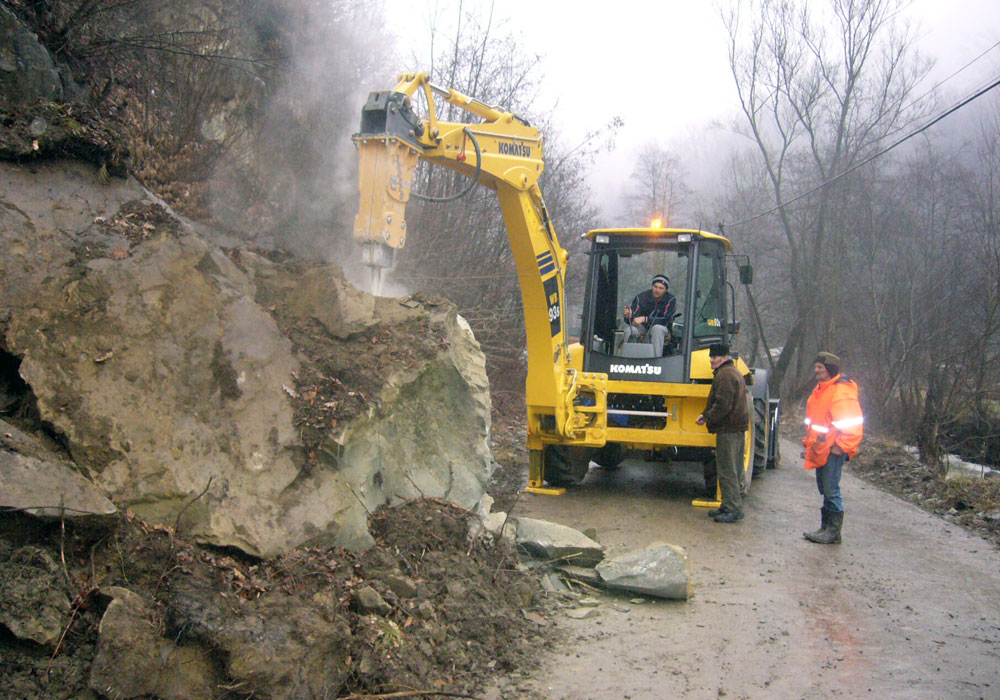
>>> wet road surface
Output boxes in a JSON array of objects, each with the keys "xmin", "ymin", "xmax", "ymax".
[{"xmin": 496, "ymin": 439, "xmax": 1000, "ymax": 700}]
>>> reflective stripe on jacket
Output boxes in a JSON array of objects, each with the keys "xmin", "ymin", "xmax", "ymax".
[{"xmin": 802, "ymin": 374, "xmax": 864, "ymax": 470}]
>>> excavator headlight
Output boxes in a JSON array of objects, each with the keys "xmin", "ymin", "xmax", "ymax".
[
  {"xmin": 595, "ymin": 234, "xmax": 609, "ymax": 244},
  {"xmin": 677, "ymin": 233, "xmax": 692, "ymax": 242}
]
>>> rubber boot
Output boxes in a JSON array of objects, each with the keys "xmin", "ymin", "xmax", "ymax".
[
  {"xmin": 805, "ymin": 510, "xmax": 843, "ymax": 544},
  {"xmin": 802, "ymin": 508, "xmax": 830, "ymax": 540}
]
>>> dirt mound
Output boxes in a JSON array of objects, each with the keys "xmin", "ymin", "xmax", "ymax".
[
  {"xmin": 0, "ymin": 498, "xmax": 551, "ymax": 699},
  {"xmin": 0, "ymin": 100, "xmax": 130, "ymax": 176},
  {"xmin": 849, "ymin": 441, "xmax": 1000, "ymax": 548}
]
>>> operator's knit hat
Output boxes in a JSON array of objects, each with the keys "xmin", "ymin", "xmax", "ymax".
[
  {"xmin": 814, "ymin": 351, "xmax": 841, "ymax": 377},
  {"xmin": 652, "ymin": 274, "xmax": 669, "ymax": 288},
  {"xmin": 709, "ymin": 343, "xmax": 730, "ymax": 357}
]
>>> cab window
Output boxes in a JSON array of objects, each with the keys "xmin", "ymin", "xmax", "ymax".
[{"xmin": 693, "ymin": 242, "xmax": 725, "ymax": 341}]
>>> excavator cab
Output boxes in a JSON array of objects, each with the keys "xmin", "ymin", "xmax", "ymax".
[
  {"xmin": 538, "ymin": 226, "xmax": 779, "ymax": 492},
  {"xmin": 580, "ymin": 228, "xmax": 730, "ymax": 383}
]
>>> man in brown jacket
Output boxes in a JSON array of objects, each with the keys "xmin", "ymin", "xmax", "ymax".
[{"xmin": 696, "ymin": 343, "xmax": 749, "ymax": 523}]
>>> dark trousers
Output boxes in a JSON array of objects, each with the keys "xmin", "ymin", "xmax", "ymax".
[{"xmin": 715, "ymin": 431, "xmax": 745, "ymax": 513}]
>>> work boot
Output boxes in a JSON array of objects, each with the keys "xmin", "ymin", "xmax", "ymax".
[
  {"xmin": 708, "ymin": 505, "xmax": 728, "ymax": 517},
  {"xmin": 713, "ymin": 509, "xmax": 744, "ymax": 523},
  {"xmin": 805, "ymin": 510, "xmax": 843, "ymax": 544},
  {"xmin": 802, "ymin": 508, "xmax": 831, "ymax": 540}
]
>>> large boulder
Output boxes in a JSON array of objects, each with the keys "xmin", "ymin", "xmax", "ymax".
[{"xmin": 0, "ymin": 160, "xmax": 493, "ymax": 556}]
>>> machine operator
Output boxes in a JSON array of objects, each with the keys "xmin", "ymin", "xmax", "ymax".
[{"xmin": 623, "ymin": 274, "xmax": 676, "ymax": 356}]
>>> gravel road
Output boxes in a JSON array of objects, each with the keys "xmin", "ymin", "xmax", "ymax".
[{"xmin": 496, "ymin": 438, "xmax": 1000, "ymax": 700}]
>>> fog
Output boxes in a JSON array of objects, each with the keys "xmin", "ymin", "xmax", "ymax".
[{"xmin": 381, "ymin": 0, "xmax": 1000, "ymax": 224}]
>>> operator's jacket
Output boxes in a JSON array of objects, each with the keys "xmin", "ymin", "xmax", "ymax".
[
  {"xmin": 625, "ymin": 289, "xmax": 676, "ymax": 330},
  {"xmin": 703, "ymin": 359, "xmax": 749, "ymax": 434},
  {"xmin": 802, "ymin": 374, "xmax": 864, "ymax": 470}
]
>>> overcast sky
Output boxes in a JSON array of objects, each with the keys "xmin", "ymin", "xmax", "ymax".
[{"xmin": 381, "ymin": 0, "xmax": 1000, "ymax": 220}]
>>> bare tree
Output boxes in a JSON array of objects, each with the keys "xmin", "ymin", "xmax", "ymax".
[
  {"xmin": 624, "ymin": 144, "xmax": 691, "ymax": 227},
  {"xmin": 798, "ymin": 94, "xmax": 1000, "ymax": 470},
  {"xmin": 903, "ymin": 107, "xmax": 1000, "ymax": 470},
  {"xmin": 723, "ymin": 0, "xmax": 930, "ymax": 397}
]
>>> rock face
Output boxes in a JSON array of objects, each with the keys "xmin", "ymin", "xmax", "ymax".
[
  {"xmin": 0, "ymin": 160, "xmax": 493, "ymax": 556},
  {"xmin": 0, "ymin": 7, "xmax": 67, "ymax": 110}
]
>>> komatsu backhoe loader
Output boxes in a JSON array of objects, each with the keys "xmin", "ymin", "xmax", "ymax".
[{"xmin": 352, "ymin": 73, "xmax": 779, "ymax": 500}]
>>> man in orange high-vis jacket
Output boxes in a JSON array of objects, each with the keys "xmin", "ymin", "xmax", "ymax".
[{"xmin": 801, "ymin": 352, "xmax": 863, "ymax": 544}]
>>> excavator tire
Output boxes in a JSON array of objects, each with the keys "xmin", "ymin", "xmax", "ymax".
[
  {"xmin": 544, "ymin": 445, "xmax": 591, "ymax": 486},
  {"xmin": 752, "ymin": 399, "xmax": 768, "ymax": 477},
  {"xmin": 592, "ymin": 443, "xmax": 625, "ymax": 470}
]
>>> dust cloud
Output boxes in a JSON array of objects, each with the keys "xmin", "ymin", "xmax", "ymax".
[{"xmin": 206, "ymin": 1, "xmax": 399, "ymax": 265}]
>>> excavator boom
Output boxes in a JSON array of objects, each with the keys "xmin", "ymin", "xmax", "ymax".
[{"xmin": 352, "ymin": 73, "xmax": 607, "ymax": 491}]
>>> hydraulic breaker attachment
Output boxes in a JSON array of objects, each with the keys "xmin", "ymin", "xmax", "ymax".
[
  {"xmin": 352, "ymin": 133, "xmax": 419, "ymax": 294},
  {"xmin": 352, "ymin": 92, "xmax": 422, "ymax": 294}
]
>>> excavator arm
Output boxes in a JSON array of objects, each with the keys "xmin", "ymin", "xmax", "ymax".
[
  {"xmin": 353, "ymin": 73, "xmax": 546, "ymax": 282},
  {"xmin": 352, "ymin": 73, "xmax": 606, "ymax": 488}
]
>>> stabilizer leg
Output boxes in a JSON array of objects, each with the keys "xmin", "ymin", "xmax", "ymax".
[
  {"xmin": 524, "ymin": 448, "xmax": 565, "ymax": 496},
  {"xmin": 692, "ymin": 478, "xmax": 722, "ymax": 509}
]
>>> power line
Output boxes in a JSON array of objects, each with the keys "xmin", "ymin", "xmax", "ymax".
[
  {"xmin": 728, "ymin": 72, "xmax": 1000, "ymax": 229},
  {"xmin": 905, "ymin": 41, "xmax": 1000, "ymax": 113}
]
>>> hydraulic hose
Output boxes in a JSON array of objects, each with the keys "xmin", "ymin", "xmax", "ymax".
[{"xmin": 410, "ymin": 128, "xmax": 482, "ymax": 203}]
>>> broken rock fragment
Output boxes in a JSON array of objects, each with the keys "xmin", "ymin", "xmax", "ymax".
[
  {"xmin": 0, "ymin": 546, "xmax": 70, "ymax": 646},
  {"xmin": 468, "ymin": 493, "xmax": 515, "ymax": 545},
  {"xmin": 554, "ymin": 564, "xmax": 603, "ymax": 586},
  {"xmin": 514, "ymin": 517, "xmax": 604, "ymax": 567},
  {"xmin": 353, "ymin": 585, "xmax": 393, "ymax": 616},
  {"xmin": 596, "ymin": 541, "xmax": 691, "ymax": 600},
  {"xmin": 90, "ymin": 586, "xmax": 216, "ymax": 700},
  {"xmin": 384, "ymin": 573, "xmax": 418, "ymax": 599},
  {"xmin": 166, "ymin": 576, "xmax": 353, "ymax": 699}
]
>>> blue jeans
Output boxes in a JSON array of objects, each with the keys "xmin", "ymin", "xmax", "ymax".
[{"xmin": 815, "ymin": 452, "xmax": 846, "ymax": 513}]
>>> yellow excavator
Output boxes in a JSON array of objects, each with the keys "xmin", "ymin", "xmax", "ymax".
[{"xmin": 353, "ymin": 73, "xmax": 779, "ymax": 501}]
